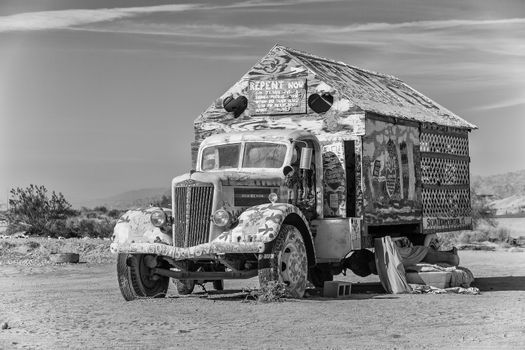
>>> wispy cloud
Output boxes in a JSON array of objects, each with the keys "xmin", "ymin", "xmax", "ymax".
[
  {"xmin": 473, "ymin": 97, "xmax": 525, "ymax": 111},
  {"xmin": 0, "ymin": 4, "xmax": 200, "ymax": 32},
  {"xmin": 75, "ymin": 18, "xmax": 525, "ymax": 40},
  {"xmin": 0, "ymin": 0, "xmax": 342, "ymax": 33}
]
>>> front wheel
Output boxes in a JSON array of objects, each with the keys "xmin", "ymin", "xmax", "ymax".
[
  {"xmin": 258, "ymin": 224, "xmax": 308, "ymax": 298},
  {"xmin": 117, "ymin": 254, "xmax": 169, "ymax": 301}
]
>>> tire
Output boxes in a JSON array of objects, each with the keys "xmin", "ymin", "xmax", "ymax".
[
  {"xmin": 308, "ymin": 264, "xmax": 333, "ymax": 288},
  {"xmin": 174, "ymin": 279, "xmax": 195, "ymax": 295},
  {"xmin": 213, "ymin": 280, "xmax": 224, "ymax": 291},
  {"xmin": 50, "ymin": 253, "xmax": 79, "ymax": 264},
  {"xmin": 258, "ymin": 224, "xmax": 308, "ymax": 298},
  {"xmin": 117, "ymin": 253, "xmax": 169, "ymax": 301}
]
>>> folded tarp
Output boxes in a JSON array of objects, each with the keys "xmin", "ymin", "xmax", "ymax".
[{"xmin": 374, "ymin": 237, "xmax": 412, "ymax": 294}]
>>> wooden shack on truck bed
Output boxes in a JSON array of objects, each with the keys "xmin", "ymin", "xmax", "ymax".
[{"xmin": 192, "ymin": 45, "xmax": 477, "ymax": 248}]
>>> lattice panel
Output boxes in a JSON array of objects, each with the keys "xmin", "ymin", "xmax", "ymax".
[
  {"xmin": 422, "ymin": 188, "xmax": 471, "ymax": 217},
  {"xmin": 420, "ymin": 133, "xmax": 469, "ymax": 156},
  {"xmin": 421, "ymin": 157, "xmax": 470, "ymax": 186}
]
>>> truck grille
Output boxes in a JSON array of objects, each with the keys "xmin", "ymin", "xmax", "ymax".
[{"xmin": 173, "ymin": 181, "xmax": 214, "ymax": 248}]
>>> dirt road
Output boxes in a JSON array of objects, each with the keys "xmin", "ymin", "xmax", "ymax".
[{"xmin": 1, "ymin": 251, "xmax": 525, "ymax": 349}]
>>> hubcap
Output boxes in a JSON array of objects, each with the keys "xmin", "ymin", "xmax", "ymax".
[{"xmin": 280, "ymin": 237, "xmax": 307, "ymax": 288}]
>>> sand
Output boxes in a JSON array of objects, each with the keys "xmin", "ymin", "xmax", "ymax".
[{"xmin": 1, "ymin": 250, "xmax": 525, "ymax": 349}]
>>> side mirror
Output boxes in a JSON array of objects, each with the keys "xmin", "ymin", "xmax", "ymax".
[{"xmin": 300, "ymin": 147, "xmax": 313, "ymax": 170}]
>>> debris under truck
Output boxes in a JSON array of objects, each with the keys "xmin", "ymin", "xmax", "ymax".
[{"xmin": 111, "ymin": 45, "xmax": 477, "ymax": 300}]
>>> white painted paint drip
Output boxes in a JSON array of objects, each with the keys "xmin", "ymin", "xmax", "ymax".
[
  {"xmin": 332, "ymin": 98, "xmax": 353, "ymax": 112},
  {"xmin": 315, "ymin": 81, "xmax": 333, "ymax": 92},
  {"xmin": 290, "ymin": 66, "xmax": 307, "ymax": 74}
]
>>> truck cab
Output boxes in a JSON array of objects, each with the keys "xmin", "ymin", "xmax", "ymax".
[{"xmin": 112, "ymin": 129, "xmax": 322, "ymax": 299}]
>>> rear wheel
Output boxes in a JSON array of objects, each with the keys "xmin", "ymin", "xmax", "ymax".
[
  {"xmin": 117, "ymin": 254, "xmax": 169, "ymax": 301},
  {"xmin": 258, "ymin": 224, "xmax": 308, "ymax": 298}
]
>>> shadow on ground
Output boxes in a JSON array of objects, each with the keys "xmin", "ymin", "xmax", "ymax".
[{"xmin": 473, "ymin": 276, "xmax": 525, "ymax": 291}]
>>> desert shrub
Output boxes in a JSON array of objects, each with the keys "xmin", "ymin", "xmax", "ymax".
[
  {"xmin": 46, "ymin": 217, "xmax": 116, "ymax": 238},
  {"xmin": 471, "ymin": 190, "xmax": 496, "ymax": 229},
  {"xmin": 5, "ymin": 222, "xmax": 29, "ymax": 235},
  {"xmin": 7, "ymin": 185, "xmax": 76, "ymax": 236},
  {"xmin": 489, "ymin": 227, "xmax": 511, "ymax": 242},
  {"xmin": 107, "ymin": 209, "xmax": 123, "ymax": 219},
  {"xmin": 152, "ymin": 195, "xmax": 171, "ymax": 208},
  {"xmin": 247, "ymin": 281, "xmax": 289, "ymax": 303},
  {"xmin": 94, "ymin": 206, "xmax": 108, "ymax": 213},
  {"xmin": 49, "ymin": 219, "xmax": 78, "ymax": 238}
]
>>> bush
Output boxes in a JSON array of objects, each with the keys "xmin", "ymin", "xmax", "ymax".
[
  {"xmin": 47, "ymin": 217, "xmax": 117, "ymax": 239},
  {"xmin": 245, "ymin": 281, "xmax": 289, "ymax": 303},
  {"xmin": 7, "ymin": 185, "xmax": 76, "ymax": 236},
  {"xmin": 94, "ymin": 206, "xmax": 108, "ymax": 213},
  {"xmin": 107, "ymin": 209, "xmax": 123, "ymax": 219}
]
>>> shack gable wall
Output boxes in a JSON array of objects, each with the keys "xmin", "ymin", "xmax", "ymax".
[{"xmin": 191, "ymin": 47, "xmax": 366, "ymax": 168}]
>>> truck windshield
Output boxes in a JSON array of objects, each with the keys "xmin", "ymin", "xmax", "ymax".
[
  {"xmin": 242, "ymin": 142, "xmax": 287, "ymax": 168},
  {"xmin": 201, "ymin": 142, "xmax": 287, "ymax": 170},
  {"xmin": 201, "ymin": 143, "xmax": 241, "ymax": 170}
]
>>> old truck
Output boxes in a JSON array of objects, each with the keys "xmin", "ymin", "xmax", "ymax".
[{"xmin": 111, "ymin": 45, "xmax": 476, "ymax": 300}]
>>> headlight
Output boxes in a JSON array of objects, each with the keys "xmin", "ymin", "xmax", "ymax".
[
  {"xmin": 268, "ymin": 192, "xmax": 279, "ymax": 203},
  {"xmin": 212, "ymin": 209, "xmax": 231, "ymax": 227},
  {"xmin": 150, "ymin": 210, "xmax": 167, "ymax": 227}
]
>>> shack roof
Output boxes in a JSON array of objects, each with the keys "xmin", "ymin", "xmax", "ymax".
[
  {"xmin": 195, "ymin": 45, "xmax": 476, "ymax": 131},
  {"xmin": 276, "ymin": 45, "xmax": 476, "ymax": 130}
]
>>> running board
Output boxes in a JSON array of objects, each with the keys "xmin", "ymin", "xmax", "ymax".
[{"xmin": 151, "ymin": 268, "xmax": 259, "ymax": 280}]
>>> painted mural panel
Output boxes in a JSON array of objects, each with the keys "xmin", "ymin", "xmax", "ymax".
[
  {"xmin": 362, "ymin": 118, "xmax": 422, "ymax": 225},
  {"xmin": 321, "ymin": 141, "xmax": 346, "ymax": 217}
]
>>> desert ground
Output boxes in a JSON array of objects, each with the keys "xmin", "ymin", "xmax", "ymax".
[{"xmin": 1, "ymin": 249, "xmax": 525, "ymax": 349}]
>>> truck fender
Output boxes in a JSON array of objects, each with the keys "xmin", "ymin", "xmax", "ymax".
[
  {"xmin": 228, "ymin": 203, "xmax": 316, "ymax": 266},
  {"xmin": 111, "ymin": 207, "xmax": 173, "ymax": 252}
]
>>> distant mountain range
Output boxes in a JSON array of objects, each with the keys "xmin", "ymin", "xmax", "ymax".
[
  {"xmin": 471, "ymin": 170, "xmax": 525, "ymax": 198},
  {"xmin": 472, "ymin": 169, "xmax": 525, "ymax": 216},
  {"xmin": 77, "ymin": 187, "xmax": 170, "ymax": 210}
]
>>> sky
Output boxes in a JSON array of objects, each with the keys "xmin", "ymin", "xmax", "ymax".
[{"xmin": 0, "ymin": 0, "xmax": 524, "ymax": 207}]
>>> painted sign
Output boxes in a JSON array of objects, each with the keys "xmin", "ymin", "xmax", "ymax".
[
  {"xmin": 423, "ymin": 216, "xmax": 472, "ymax": 231},
  {"xmin": 234, "ymin": 187, "xmax": 275, "ymax": 207},
  {"xmin": 248, "ymin": 79, "xmax": 307, "ymax": 115}
]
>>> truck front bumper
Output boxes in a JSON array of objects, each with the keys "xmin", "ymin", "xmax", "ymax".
[{"xmin": 110, "ymin": 241, "xmax": 265, "ymax": 260}]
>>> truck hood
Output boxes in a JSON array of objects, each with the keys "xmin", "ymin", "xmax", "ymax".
[{"xmin": 172, "ymin": 170, "xmax": 285, "ymax": 188}]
